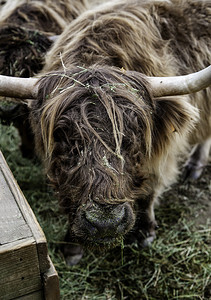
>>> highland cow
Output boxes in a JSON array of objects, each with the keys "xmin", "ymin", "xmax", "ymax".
[
  {"xmin": 0, "ymin": 0, "xmax": 210, "ymax": 265},
  {"xmin": 0, "ymin": 0, "xmax": 88, "ymax": 156}
]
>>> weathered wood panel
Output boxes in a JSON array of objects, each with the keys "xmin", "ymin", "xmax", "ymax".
[
  {"xmin": 0, "ymin": 151, "xmax": 50, "ymax": 273},
  {"xmin": 0, "ymin": 168, "xmax": 32, "ymax": 245},
  {"xmin": 0, "ymin": 239, "xmax": 42, "ymax": 300},
  {"xmin": 43, "ymin": 258, "xmax": 60, "ymax": 300},
  {"xmin": 16, "ymin": 290, "xmax": 44, "ymax": 300},
  {"xmin": 0, "ymin": 151, "xmax": 60, "ymax": 299}
]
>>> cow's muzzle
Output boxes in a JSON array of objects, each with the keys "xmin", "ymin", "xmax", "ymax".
[{"xmin": 72, "ymin": 201, "xmax": 135, "ymax": 247}]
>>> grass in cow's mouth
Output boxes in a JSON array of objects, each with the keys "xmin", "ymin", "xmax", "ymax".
[
  {"xmin": 85, "ymin": 235, "xmax": 124, "ymax": 251},
  {"xmin": 0, "ymin": 122, "xmax": 210, "ymax": 300}
]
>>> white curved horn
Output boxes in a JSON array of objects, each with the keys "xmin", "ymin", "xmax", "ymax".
[
  {"xmin": 0, "ymin": 75, "xmax": 39, "ymax": 99},
  {"xmin": 148, "ymin": 66, "xmax": 211, "ymax": 97}
]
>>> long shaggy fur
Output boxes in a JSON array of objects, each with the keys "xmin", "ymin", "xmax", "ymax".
[
  {"xmin": 32, "ymin": 64, "xmax": 198, "ymax": 208},
  {"xmin": 0, "ymin": 0, "xmax": 88, "ymax": 76},
  {"xmin": 0, "ymin": 0, "xmax": 88, "ymax": 156},
  {"xmin": 0, "ymin": 0, "xmax": 88, "ymax": 32},
  {"xmin": 29, "ymin": 0, "xmax": 210, "ymax": 245},
  {"xmin": 42, "ymin": 0, "xmax": 210, "ymax": 140}
]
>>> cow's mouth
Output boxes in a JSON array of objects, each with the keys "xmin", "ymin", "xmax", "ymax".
[
  {"xmin": 71, "ymin": 223, "xmax": 125, "ymax": 249},
  {"xmin": 70, "ymin": 201, "xmax": 135, "ymax": 249},
  {"xmin": 79, "ymin": 234, "xmax": 124, "ymax": 250},
  {"xmin": 95, "ymin": 236, "xmax": 117, "ymax": 243},
  {"xmin": 91, "ymin": 234, "xmax": 123, "ymax": 245}
]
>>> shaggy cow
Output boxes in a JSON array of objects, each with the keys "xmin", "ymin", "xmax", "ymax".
[
  {"xmin": 0, "ymin": 0, "xmax": 88, "ymax": 77},
  {"xmin": 0, "ymin": 0, "xmax": 88, "ymax": 156},
  {"xmin": 0, "ymin": 0, "xmax": 210, "ymax": 264}
]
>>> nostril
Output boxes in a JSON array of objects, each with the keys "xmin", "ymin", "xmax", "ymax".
[{"xmin": 84, "ymin": 204, "xmax": 126, "ymax": 233}]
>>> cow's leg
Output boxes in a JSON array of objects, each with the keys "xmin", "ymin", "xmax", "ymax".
[
  {"xmin": 184, "ymin": 137, "xmax": 211, "ymax": 180},
  {"xmin": 125, "ymin": 195, "xmax": 158, "ymax": 247},
  {"xmin": 61, "ymin": 229, "xmax": 84, "ymax": 266},
  {"xmin": 136, "ymin": 202, "xmax": 158, "ymax": 247}
]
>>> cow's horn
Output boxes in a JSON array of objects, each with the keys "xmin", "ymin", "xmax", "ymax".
[
  {"xmin": 148, "ymin": 66, "xmax": 211, "ymax": 97},
  {"xmin": 1, "ymin": 66, "xmax": 210, "ymax": 100},
  {"xmin": 0, "ymin": 75, "xmax": 39, "ymax": 99}
]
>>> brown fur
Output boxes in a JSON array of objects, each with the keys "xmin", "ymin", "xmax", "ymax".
[
  {"xmin": 42, "ymin": 0, "xmax": 211, "ymax": 140},
  {"xmin": 32, "ymin": 65, "xmax": 197, "ymax": 206},
  {"xmin": 0, "ymin": 0, "xmax": 88, "ymax": 33},
  {"xmin": 0, "ymin": 26, "xmax": 51, "ymax": 77},
  {"xmin": 0, "ymin": 0, "xmax": 88, "ymax": 76},
  {"xmin": 0, "ymin": 0, "xmax": 88, "ymax": 156}
]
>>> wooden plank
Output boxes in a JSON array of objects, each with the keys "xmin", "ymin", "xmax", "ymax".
[
  {"xmin": 15, "ymin": 290, "xmax": 44, "ymax": 300},
  {"xmin": 0, "ymin": 151, "xmax": 50, "ymax": 272},
  {"xmin": 0, "ymin": 238, "xmax": 42, "ymax": 300},
  {"xmin": 0, "ymin": 168, "xmax": 32, "ymax": 245},
  {"xmin": 43, "ymin": 257, "xmax": 60, "ymax": 300}
]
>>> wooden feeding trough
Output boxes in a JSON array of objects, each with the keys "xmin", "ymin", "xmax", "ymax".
[{"xmin": 0, "ymin": 150, "xmax": 60, "ymax": 300}]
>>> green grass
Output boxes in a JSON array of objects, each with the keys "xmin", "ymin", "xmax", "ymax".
[{"xmin": 0, "ymin": 122, "xmax": 210, "ymax": 300}]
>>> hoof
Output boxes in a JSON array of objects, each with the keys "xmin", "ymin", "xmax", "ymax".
[
  {"xmin": 183, "ymin": 161, "xmax": 205, "ymax": 181},
  {"xmin": 139, "ymin": 231, "xmax": 156, "ymax": 248},
  {"xmin": 62, "ymin": 243, "xmax": 84, "ymax": 266},
  {"xmin": 183, "ymin": 141, "xmax": 211, "ymax": 181},
  {"xmin": 125, "ymin": 225, "xmax": 157, "ymax": 248}
]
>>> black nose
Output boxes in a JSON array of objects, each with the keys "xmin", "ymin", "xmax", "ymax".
[{"xmin": 84, "ymin": 202, "xmax": 127, "ymax": 236}]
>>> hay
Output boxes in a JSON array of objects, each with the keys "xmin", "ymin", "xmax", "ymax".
[{"xmin": 0, "ymin": 25, "xmax": 52, "ymax": 77}]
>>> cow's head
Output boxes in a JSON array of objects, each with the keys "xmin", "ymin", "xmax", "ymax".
[{"xmin": 0, "ymin": 65, "xmax": 210, "ymax": 248}]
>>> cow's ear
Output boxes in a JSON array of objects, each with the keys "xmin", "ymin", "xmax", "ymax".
[{"xmin": 152, "ymin": 97, "xmax": 199, "ymax": 155}]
